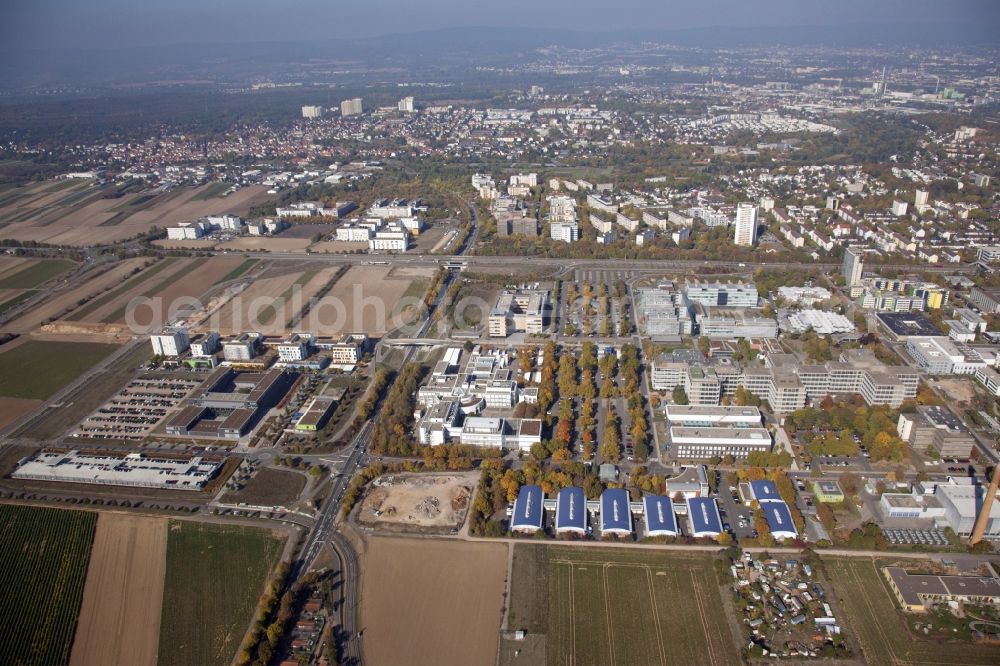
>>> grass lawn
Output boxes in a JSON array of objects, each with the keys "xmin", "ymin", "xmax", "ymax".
[
  {"xmin": 0, "ymin": 259, "xmax": 75, "ymax": 289},
  {"xmin": 508, "ymin": 545, "xmax": 740, "ymax": 666},
  {"xmin": 0, "ymin": 340, "xmax": 119, "ymax": 400},
  {"xmin": 0, "ymin": 505, "xmax": 97, "ymax": 666},
  {"xmin": 824, "ymin": 557, "xmax": 1000, "ymax": 665},
  {"xmin": 157, "ymin": 521, "xmax": 284, "ymax": 666},
  {"xmin": 217, "ymin": 258, "xmax": 259, "ymax": 284}
]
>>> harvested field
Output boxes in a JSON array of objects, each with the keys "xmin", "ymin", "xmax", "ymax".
[
  {"xmin": 116, "ymin": 256, "xmax": 246, "ymax": 328},
  {"xmin": 65, "ymin": 258, "xmax": 186, "ymax": 324},
  {"xmin": 125, "ymin": 184, "xmax": 268, "ymax": 229},
  {"xmin": 297, "ymin": 265, "xmax": 433, "ymax": 336},
  {"xmin": 70, "ymin": 513, "xmax": 167, "ymax": 666},
  {"xmin": 824, "ymin": 557, "xmax": 1000, "ymax": 665},
  {"xmin": 157, "ymin": 521, "xmax": 285, "ymax": 666},
  {"xmin": 0, "ymin": 183, "xmax": 268, "ymax": 246},
  {"xmin": 216, "ymin": 237, "xmax": 313, "ymax": 252},
  {"xmin": 0, "ymin": 396, "xmax": 42, "ymax": 431},
  {"xmin": 361, "ymin": 536, "xmax": 507, "ymax": 666},
  {"xmin": 0, "ymin": 339, "xmax": 119, "ymax": 400},
  {"xmin": 310, "ymin": 240, "xmax": 368, "ymax": 253},
  {"xmin": 208, "ymin": 270, "xmax": 302, "ymax": 334},
  {"xmin": 0, "ymin": 256, "xmax": 30, "ymax": 280},
  {"xmin": 505, "ymin": 545, "xmax": 741, "ymax": 666},
  {"xmin": 0, "ymin": 505, "xmax": 97, "ymax": 666},
  {"xmin": 358, "ymin": 473, "xmax": 474, "ymax": 531},
  {"xmin": 2, "ymin": 258, "xmax": 149, "ymax": 333}
]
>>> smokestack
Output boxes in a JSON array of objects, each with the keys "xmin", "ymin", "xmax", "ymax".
[{"xmin": 969, "ymin": 465, "xmax": 1000, "ymax": 546}]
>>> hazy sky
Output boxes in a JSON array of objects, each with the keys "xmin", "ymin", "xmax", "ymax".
[{"xmin": 4, "ymin": 0, "xmax": 999, "ymax": 51}]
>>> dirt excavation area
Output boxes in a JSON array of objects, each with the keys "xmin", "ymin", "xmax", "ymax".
[
  {"xmin": 70, "ymin": 513, "xmax": 168, "ymax": 666},
  {"xmin": 360, "ymin": 537, "xmax": 507, "ymax": 666},
  {"xmin": 357, "ymin": 473, "xmax": 474, "ymax": 532}
]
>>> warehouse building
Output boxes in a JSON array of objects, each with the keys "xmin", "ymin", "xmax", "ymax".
[
  {"xmin": 13, "ymin": 450, "xmax": 222, "ymax": 490},
  {"xmin": 600, "ymin": 488, "xmax": 633, "ymax": 536},
  {"xmin": 935, "ymin": 479, "xmax": 1000, "ymax": 537},
  {"xmin": 642, "ymin": 495, "xmax": 678, "ymax": 537},
  {"xmin": 555, "ymin": 486, "xmax": 588, "ymax": 536},
  {"xmin": 687, "ymin": 497, "xmax": 723, "ymax": 537},
  {"xmin": 511, "ymin": 485, "xmax": 544, "ymax": 533},
  {"xmin": 760, "ymin": 501, "xmax": 798, "ymax": 541}
]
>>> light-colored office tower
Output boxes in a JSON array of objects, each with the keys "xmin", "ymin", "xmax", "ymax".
[
  {"xmin": 398, "ymin": 96, "xmax": 415, "ymax": 112},
  {"xmin": 915, "ymin": 189, "xmax": 929, "ymax": 206},
  {"xmin": 341, "ymin": 97, "xmax": 363, "ymax": 117},
  {"xmin": 842, "ymin": 247, "xmax": 864, "ymax": 285},
  {"xmin": 733, "ymin": 203, "xmax": 758, "ymax": 247}
]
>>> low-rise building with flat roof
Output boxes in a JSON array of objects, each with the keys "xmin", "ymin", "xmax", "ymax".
[{"xmin": 884, "ymin": 567, "xmax": 1000, "ymax": 613}]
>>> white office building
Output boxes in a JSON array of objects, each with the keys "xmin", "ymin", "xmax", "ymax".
[
  {"xmin": 398, "ymin": 96, "xmax": 415, "ymax": 112},
  {"xmin": 150, "ymin": 329, "xmax": 189, "ymax": 357}
]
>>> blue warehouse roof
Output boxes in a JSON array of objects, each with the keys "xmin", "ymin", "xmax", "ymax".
[
  {"xmin": 750, "ymin": 479, "xmax": 781, "ymax": 502},
  {"xmin": 600, "ymin": 488, "xmax": 633, "ymax": 533},
  {"xmin": 643, "ymin": 495, "xmax": 677, "ymax": 536},
  {"xmin": 556, "ymin": 486, "xmax": 587, "ymax": 532},
  {"xmin": 511, "ymin": 484, "xmax": 544, "ymax": 530},
  {"xmin": 760, "ymin": 500, "xmax": 798, "ymax": 538},
  {"xmin": 688, "ymin": 497, "xmax": 722, "ymax": 536}
]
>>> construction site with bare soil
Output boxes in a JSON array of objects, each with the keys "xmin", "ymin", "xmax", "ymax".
[{"xmin": 356, "ymin": 473, "xmax": 475, "ymax": 533}]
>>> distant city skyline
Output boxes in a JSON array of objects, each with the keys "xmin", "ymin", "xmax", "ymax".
[{"xmin": 3, "ymin": 0, "xmax": 999, "ymax": 52}]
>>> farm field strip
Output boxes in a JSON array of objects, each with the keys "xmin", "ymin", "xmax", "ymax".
[
  {"xmin": 2, "ymin": 258, "xmax": 149, "ymax": 333},
  {"xmin": 0, "ymin": 289, "xmax": 36, "ymax": 315},
  {"xmin": 0, "ymin": 505, "xmax": 97, "ymax": 666},
  {"xmin": 157, "ymin": 521, "xmax": 284, "ymax": 666},
  {"xmin": 0, "ymin": 339, "xmax": 120, "ymax": 400},
  {"xmin": 65, "ymin": 258, "xmax": 180, "ymax": 322},
  {"xmin": 102, "ymin": 257, "xmax": 213, "ymax": 324},
  {"xmin": 70, "ymin": 514, "xmax": 167, "ymax": 666},
  {"xmin": 543, "ymin": 549, "xmax": 739, "ymax": 666},
  {"xmin": 257, "ymin": 270, "xmax": 316, "ymax": 325},
  {"xmin": 216, "ymin": 258, "xmax": 259, "ymax": 284},
  {"xmin": 824, "ymin": 557, "xmax": 999, "ymax": 666},
  {"xmin": 0, "ymin": 258, "xmax": 75, "ymax": 289}
]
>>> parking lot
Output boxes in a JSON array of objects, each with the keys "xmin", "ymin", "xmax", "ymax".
[{"xmin": 73, "ymin": 376, "xmax": 201, "ymax": 441}]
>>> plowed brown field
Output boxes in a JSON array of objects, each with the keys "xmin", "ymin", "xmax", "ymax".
[{"xmin": 69, "ymin": 513, "xmax": 167, "ymax": 666}]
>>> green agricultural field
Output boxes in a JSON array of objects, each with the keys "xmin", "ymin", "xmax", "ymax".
[
  {"xmin": 0, "ymin": 289, "xmax": 36, "ymax": 315},
  {"xmin": 0, "ymin": 340, "xmax": 119, "ymax": 400},
  {"xmin": 0, "ymin": 504, "xmax": 97, "ymax": 666},
  {"xmin": 508, "ymin": 545, "xmax": 741, "ymax": 666},
  {"xmin": 0, "ymin": 259, "xmax": 75, "ymax": 289},
  {"xmin": 824, "ymin": 557, "xmax": 1000, "ymax": 665},
  {"xmin": 157, "ymin": 521, "xmax": 285, "ymax": 666}
]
